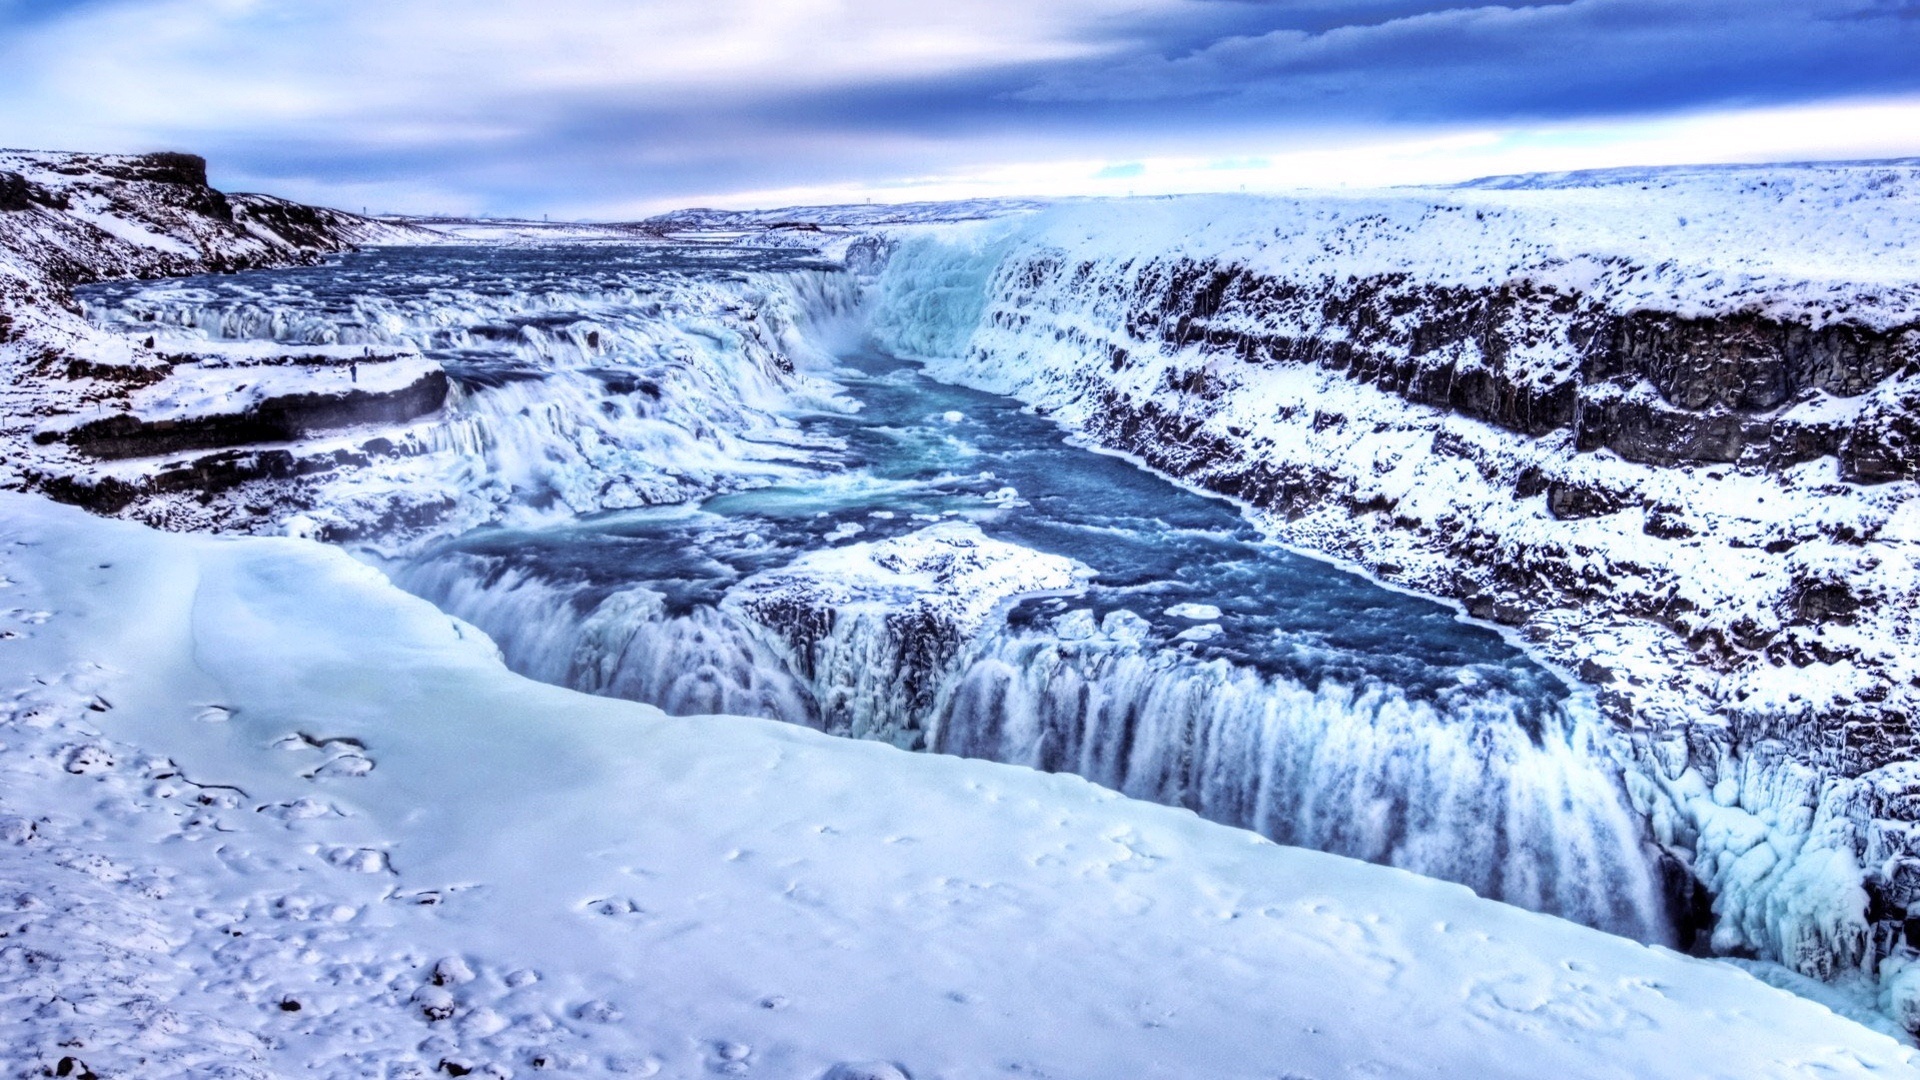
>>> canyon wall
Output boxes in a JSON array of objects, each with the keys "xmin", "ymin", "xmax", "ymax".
[{"xmin": 866, "ymin": 162, "xmax": 1920, "ymax": 1011}]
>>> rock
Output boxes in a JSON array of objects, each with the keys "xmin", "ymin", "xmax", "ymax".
[
  {"xmin": 1791, "ymin": 578, "xmax": 1862, "ymax": 623},
  {"xmin": 0, "ymin": 171, "xmax": 67, "ymax": 213},
  {"xmin": 432, "ymin": 956, "xmax": 476, "ymax": 986},
  {"xmin": 1546, "ymin": 479, "xmax": 1628, "ymax": 520},
  {"xmin": 1840, "ymin": 374, "xmax": 1920, "ymax": 483},
  {"xmin": 42, "ymin": 366, "xmax": 449, "ymax": 461}
]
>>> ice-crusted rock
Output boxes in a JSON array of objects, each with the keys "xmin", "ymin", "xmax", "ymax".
[
  {"xmin": 0, "ymin": 149, "xmax": 452, "ymax": 533},
  {"xmin": 726, "ymin": 521, "xmax": 1090, "ymax": 746},
  {"xmin": 864, "ymin": 159, "xmax": 1920, "ymax": 997}
]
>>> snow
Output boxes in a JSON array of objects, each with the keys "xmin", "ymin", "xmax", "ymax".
[
  {"xmin": 859, "ymin": 157, "xmax": 1920, "ymax": 1000},
  {"xmin": 645, "ymin": 199, "xmax": 1055, "ymax": 230},
  {"xmin": 730, "ymin": 521, "xmax": 1091, "ymax": 642},
  {"xmin": 1, "ymin": 491, "xmax": 1914, "ymax": 1078},
  {"xmin": 1164, "ymin": 602, "xmax": 1222, "ymax": 620},
  {"xmin": 871, "ymin": 159, "xmax": 1920, "ymax": 340},
  {"xmin": 38, "ymin": 350, "xmax": 441, "ymax": 435}
]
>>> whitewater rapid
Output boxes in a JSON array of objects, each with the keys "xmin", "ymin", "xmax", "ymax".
[{"xmin": 82, "ymin": 241, "xmax": 1677, "ymax": 945}]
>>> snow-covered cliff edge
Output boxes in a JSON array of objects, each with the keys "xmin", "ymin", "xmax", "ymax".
[
  {"xmin": 0, "ymin": 150, "xmax": 458, "ymax": 533},
  {"xmin": 865, "ymin": 160, "xmax": 1920, "ymax": 1013}
]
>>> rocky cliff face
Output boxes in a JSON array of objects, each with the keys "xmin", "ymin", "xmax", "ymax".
[
  {"xmin": 0, "ymin": 150, "xmax": 460, "ymax": 536},
  {"xmin": 867, "ymin": 161, "xmax": 1920, "ymax": 1014}
]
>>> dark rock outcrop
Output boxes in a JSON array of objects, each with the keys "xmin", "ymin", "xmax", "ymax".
[
  {"xmin": 38, "ymin": 368, "xmax": 450, "ymax": 460},
  {"xmin": 1841, "ymin": 374, "xmax": 1920, "ymax": 482},
  {"xmin": 1123, "ymin": 259, "xmax": 1920, "ymax": 473}
]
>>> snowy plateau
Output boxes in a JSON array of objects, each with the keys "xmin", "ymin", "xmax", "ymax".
[{"xmin": 0, "ymin": 149, "xmax": 1918, "ymax": 1079}]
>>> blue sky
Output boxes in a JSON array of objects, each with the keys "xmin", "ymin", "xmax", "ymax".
[{"xmin": 1, "ymin": 0, "xmax": 1917, "ymax": 216}]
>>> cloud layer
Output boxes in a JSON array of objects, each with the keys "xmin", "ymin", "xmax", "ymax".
[{"xmin": 1, "ymin": 0, "xmax": 1916, "ymax": 214}]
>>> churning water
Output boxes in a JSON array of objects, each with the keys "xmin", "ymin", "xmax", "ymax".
[{"xmin": 82, "ymin": 243, "xmax": 1675, "ymax": 943}]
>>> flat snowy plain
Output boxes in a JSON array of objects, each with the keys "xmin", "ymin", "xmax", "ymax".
[{"xmin": 2, "ymin": 493, "xmax": 1916, "ymax": 1078}]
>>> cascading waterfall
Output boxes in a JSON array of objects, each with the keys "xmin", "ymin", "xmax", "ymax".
[
  {"xmin": 85, "ymin": 241, "xmax": 1680, "ymax": 952},
  {"xmin": 399, "ymin": 553, "xmax": 817, "ymax": 723},
  {"xmin": 80, "ymin": 247, "xmax": 868, "ymax": 523},
  {"xmin": 400, "ymin": 546, "xmax": 1673, "ymax": 944},
  {"xmin": 936, "ymin": 613, "xmax": 1667, "ymax": 941}
]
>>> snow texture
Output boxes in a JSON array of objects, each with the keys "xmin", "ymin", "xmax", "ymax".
[{"xmin": 0, "ymin": 492, "xmax": 1914, "ymax": 1079}]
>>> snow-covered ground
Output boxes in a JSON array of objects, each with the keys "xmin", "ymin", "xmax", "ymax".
[
  {"xmin": 645, "ymin": 199, "xmax": 1056, "ymax": 231},
  {"xmin": 2, "ymin": 492, "xmax": 1915, "ymax": 1079}
]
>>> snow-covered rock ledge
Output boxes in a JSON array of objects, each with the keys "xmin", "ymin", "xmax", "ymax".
[
  {"xmin": 727, "ymin": 521, "xmax": 1092, "ymax": 745},
  {"xmin": 32, "ymin": 348, "xmax": 447, "ymax": 463},
  {"xmin": 864, "ymin": 160, "xmax": 1920, "ymax": 1011},
  {"xmin": 0, "ymin": 491, "xmax": 1913, "ymax": 1078},
  {"xmin": 0, "ymin": 149, "xmax": 450, "ymax": 532}
]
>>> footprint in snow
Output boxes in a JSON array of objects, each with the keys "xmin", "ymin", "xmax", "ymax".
[
  {"xmin": 323, "ymin": 846, "xmax": 389, "ymax": 874},
  {"xmin": 308, "ymin": 753, "xmax": 374, "ymax": 779},
  {"xmin": 574, "ymin": 999, "xmax": 622, "ymax": 1023},
  {"xmin": 824, "ymin": 1063, "xmax": 911, "ymax": 1080}
]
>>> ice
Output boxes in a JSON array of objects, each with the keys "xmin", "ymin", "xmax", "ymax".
[{"xmin": 1165, "ymin": 601, "xmax": 1222, "ymax": 620}]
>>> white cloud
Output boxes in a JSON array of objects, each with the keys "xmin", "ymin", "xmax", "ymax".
[
  {"xmin": 1, "ymin": 0, "xmax": 1917, "ymax": 214},
  {"xmin": 0, "ymin": 0, "xmax": 1183, "ymax": 146},
  {"xmin": 655, "ymin": 96, "xmax": 1920, "ymax": 215}
]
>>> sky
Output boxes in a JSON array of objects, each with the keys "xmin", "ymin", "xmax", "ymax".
[{"xmin": 1, "ymin": 0, "xmax": 1918, "ymax": 217}]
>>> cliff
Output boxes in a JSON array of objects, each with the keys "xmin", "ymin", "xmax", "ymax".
[
  {"xmin": 866, "ymin": 159, "xmax": 1920, "ymax": 1013},
  {"xmin": 0, "ymin": 149, "xmax": 452, "ymax": 530}
]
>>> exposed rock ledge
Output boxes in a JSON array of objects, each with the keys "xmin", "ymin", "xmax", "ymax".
[{"xmin": 0, "ymin": 149, "xmax": 450, "ymax": 533}]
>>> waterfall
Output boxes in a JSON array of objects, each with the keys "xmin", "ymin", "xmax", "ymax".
[
  {"xmin": 936, "ymin": 613, "xmax": 1669, "ymax": 942},
  {"xmin": 79, "ymin": 253, "xmax": 868, "ymax": 525},
  {"xmin": 399, "ymin": 550, "xmax": 1673, "ymax": 944},
  {"xmin": 396, "ymin": 554, "xmax": 818, "ymax": 725},
  {"xmin": 86, "ymin": 242, "xmax": 1678, "ymax": 950}
]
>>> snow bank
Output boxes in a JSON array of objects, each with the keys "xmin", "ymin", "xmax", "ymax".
[{"xmin": 0, "ymin": 491, "xmax": 1913, "ymax": 1078}]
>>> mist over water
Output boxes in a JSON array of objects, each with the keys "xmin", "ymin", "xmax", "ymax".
[{"xmin": 82, "ymin": 244, "xmax": 1676, "ymax": 944}]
